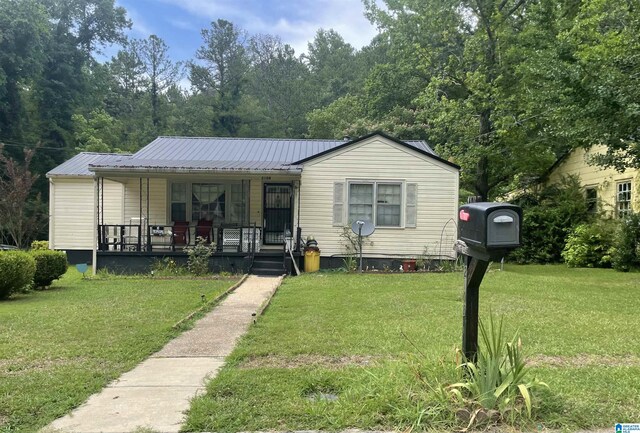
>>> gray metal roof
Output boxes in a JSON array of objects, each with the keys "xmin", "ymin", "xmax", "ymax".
[
  {"xmin": 46, "ymin": 152, "xmax": 132, "ymax": 177},
  {"xmin": 86, "ymin": 136, "xmax": 436, "ymax": 173},
  {"xmin": 49, "ymin": 135, "xmax": 445, "ymax": 176}
]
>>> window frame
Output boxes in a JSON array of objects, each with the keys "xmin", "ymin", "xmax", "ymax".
[
  {"xmin": 167, "ymin": 180, "xmax": 248, "ymax": 225},
  {"xmin": 347, "ymin": 180, "xmax": 405, "ymax": 228},
  {"xmin": 616, "ymin": 180, "xmax": 632, "ymax": 218},
  {"xmin": 585, "ymin": 186, "xmax": 598, "ymax": 214}
]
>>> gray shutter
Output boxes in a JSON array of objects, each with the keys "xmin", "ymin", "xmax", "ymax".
[
  {"xmin": 405, "ymin": 183, "xmax": 417, "ymax": 228},
  {"xmin": 333, "ymin": 182, "xmax": 345, "ymax": 226}
]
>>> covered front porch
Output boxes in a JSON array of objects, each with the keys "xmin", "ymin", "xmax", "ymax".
[{"xmin": 91, "ymin": 170, "xmax": 304, "ymax": 273}]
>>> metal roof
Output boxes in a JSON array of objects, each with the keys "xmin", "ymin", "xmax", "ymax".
[
  {"xmin": 86, "ymin": 136, "xmax": 437, "ymax": 173},
  {"xmin": 48, "ymin": 134, "xmax": 449, "ymax": 176},
  {"xmin": 46, "ymin": 152, "xmax": 132, "ymax": 177},
  {"xmin": 131, "ymin": 136, "xmax": 435, "ymax": 163}
]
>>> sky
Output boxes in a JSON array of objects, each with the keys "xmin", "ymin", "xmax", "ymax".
[{"xmin": 115, "ymin": 0, "xmax": 381, "ymax": 63}]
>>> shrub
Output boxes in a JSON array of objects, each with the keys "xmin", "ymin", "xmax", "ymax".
[
  {"xmin": 185, "ymin": 237, "xmax": 214, "ymax": 276},
  {"xmin": 30, "ymin": 240, "xmax": 49, "ymax": 251},
  {"xmin": 0, "ymin": 251, "xmax": 36, "ymax": 299},
  {"xmin": 561, "ymin": 220, "xmax": 616, "ymax": 268},
  {"xmin": 611, "ymin": 212, "xmax": 640, "ymax": 272},
  {"xmin": 445, "ymin": 315, "xmax": 548, "ymax": 427},
  {"xmin": 510, "ymin": 176, "xmax": 590, "ymax": 264},
  {"xmin": 31, "ymin": 250, "xmax": 67, "ymax": 288}
]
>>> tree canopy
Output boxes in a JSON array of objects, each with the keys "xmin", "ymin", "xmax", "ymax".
[{"xmin": 0, "ymin": 0, "xmax": 638, "ymax": 245}]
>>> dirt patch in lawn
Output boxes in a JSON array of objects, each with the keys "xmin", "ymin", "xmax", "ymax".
[
  {"xmin": 528, "ymin": 354, "xmax": 640, "ymax": 368},
  {"xmin": 238, "ymin": 354, "xmax": 387, "ymax": 369},
  {"xmin": 0, "ymin": 357, "xmax": 88, "ymax": 376}
]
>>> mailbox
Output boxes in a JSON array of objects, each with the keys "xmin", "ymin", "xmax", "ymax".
[{"xmin": 458, "ymin": 202, "xmax": 521, "ymax": 254}]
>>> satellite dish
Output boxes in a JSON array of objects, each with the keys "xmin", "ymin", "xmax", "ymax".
[
  {"xmin": 351, "ymin": 220, "xmax": 375, "ymax": 237},
  {"xmin": 351, "ymin": 220, "xmax": 375, "ymax": 273}
]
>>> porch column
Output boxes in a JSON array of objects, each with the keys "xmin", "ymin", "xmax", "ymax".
[{"xmin": 92, "ymin": 176, "xmax": 99, "ymax": 275}]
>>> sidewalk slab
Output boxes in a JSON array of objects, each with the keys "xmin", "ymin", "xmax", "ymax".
[
  {"xmin": 49, "ymin": 386, "xmax": 201, "ymax": 433},
  {"xmin": 112, "ymin": 357, "xmax": 225, "ymax": 387}
]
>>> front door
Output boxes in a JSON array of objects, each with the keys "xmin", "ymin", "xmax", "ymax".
[{"xmin": 263, "ymin": 183, "xmax": 293, "ymax": 244}]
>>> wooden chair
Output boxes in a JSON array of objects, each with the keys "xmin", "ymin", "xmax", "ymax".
[
  {"xmin": 195, "ymin": 219, "xmax": 213, "ymax": 244},
  {"xmin": 171, "ymin": 221, "xmax": 190, "ymax": 251}
]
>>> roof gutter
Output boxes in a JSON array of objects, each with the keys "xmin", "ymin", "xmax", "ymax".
[{"xmin": 88, "ymin": 166, "xmax": 303, "ymax": 176}]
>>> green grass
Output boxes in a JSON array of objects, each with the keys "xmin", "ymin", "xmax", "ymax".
[
  {"xmin": 0, "ymin": 269, "xmax": 240, "ymax": 433},
  {"xmin": 183, "ymin": 265, "xmax": 640, "ymax": 432}
]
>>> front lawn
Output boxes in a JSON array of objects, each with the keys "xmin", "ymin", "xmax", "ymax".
[
  {"xmin": 184, "ymin": 265, "xmax": 640, "ymax": 432},
  {"xmin": 0, "ymin": 270, "xmax": 240, "ymax": 433}
]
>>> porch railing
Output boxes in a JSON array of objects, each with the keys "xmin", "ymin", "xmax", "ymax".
[
  {"xmin": 98, "ymin": 224, "xmax": 142, "ymax": 251},
  {"xmin": 97, "ymin": 223, "xmax": 267, "ymax": 253}
]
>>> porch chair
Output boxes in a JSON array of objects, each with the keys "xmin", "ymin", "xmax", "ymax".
[
  {"xmin": 171, "ymin": 221, "xmax": 190, "ymax": 251},
  {"xmin": 195, "ymin": 219, "xmax": 213, "ymax": 244}
]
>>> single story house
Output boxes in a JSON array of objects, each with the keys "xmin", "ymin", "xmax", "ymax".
[
  {"xmin": 47, "ymin": 131, "xmax": 460, "ymax": 274},
  {"xmin": 545, "ymin": 144, "xmax": 638, "ymax": 218}
]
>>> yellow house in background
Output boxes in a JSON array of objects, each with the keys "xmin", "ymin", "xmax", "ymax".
[{"xmin": 546, "ymin": 144, "xmax": 639, "ymax": 218}]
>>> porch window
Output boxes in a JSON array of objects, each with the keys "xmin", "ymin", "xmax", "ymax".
[
  {"xmin": 617, "ymin": 181, "xmax": 632, "ymax": 218},
  {"xmin": 192, "ymin": 183, "xmax": 225, "ymax": 223},
  {"xmin": 171, "ymin": 183, "xmax": 187, "ymax": 221},
  {"xmin": 348, "ymin": 181, "xmax": 402, "ymax": 227}
]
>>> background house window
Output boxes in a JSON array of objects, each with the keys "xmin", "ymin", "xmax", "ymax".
[
  {"xmin": 585, "ymin": 187, "xmax": 597, "ymax": 214},
  {"xmin": 170, "ymin": 183, "xmax": 187, "ymax": 221},
  {"xmin": 348, "ymin": 182, "xmax": 402, "ymax": 227},
  {"xmin": 617, "ymin": 181, "xmax": 632, "ymax": 218}
]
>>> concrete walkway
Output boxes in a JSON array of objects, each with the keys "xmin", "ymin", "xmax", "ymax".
[{"xmin": 45, "ymin": 275, "xmax": 283, "ymax": 433}]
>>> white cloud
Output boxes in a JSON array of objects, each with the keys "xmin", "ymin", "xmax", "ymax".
[
  {"xmin": 125, "ymin": 5, "xmax": 155, "ymax": 37},
  {"xmin": 156, "ymin": 0, "xmax": 380, "ymax": 55}
]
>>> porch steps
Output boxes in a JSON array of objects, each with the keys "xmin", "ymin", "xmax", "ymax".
[{"xmin": 251, "ymin": 253, "xmax": 285, "ymax": 276}]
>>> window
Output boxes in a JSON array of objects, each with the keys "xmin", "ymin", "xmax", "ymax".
[
  {"xmin": 585, "ymin": 187, "xmax": 597, "ymax": 214},
  {"xmin": 170, "ymin": 183, "xmax": 187, "ymax": 221},
  {"xmin": 192, "ymin": 183, "xmax": 225, "ymax": 223},
  {"xmin": 376, "ymin": 183, "xmax": 402, "ymax": 226},
  {"xmin": 348, "ymin": 181, "xmax": 402, "ymax": 227},
  {"xmin": 348, "ymin": 183, "xmax": 373, "ymax": 222},
  {"xmin": 617, "ymin": 181, "xmax": 632, "ymax": 218},
  {"xmin": 170, "ymin": 182, "xmax": 248, "ymax": 225}
]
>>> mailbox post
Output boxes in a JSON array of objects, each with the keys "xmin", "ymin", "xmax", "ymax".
[{"xmin": 455, "ymin": 202, "xmax": 522, "ymax": 361}]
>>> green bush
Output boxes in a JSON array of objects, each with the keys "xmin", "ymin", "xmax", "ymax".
[
  {"xmin": 31, "ymin": 250, "xmax": 67, "ymax": 288},
  {"xmin": 0, "ymin": 251, "xmax": 36, "ymax": 299},
  {"xmin": 30, "ymin": 240, "xmax": 49, "ymax": 250},
  {"xmin": 561, "ymin": 220, "xmax": 616, "ymax": 268},
  {"xmin": 185, "ymin": 237, "xmax": 214, "ymax": 276},
  {"xmin": 510, "ymin": 176, "xmax": 590, "ymax": 264},
  {"xmin": 611, "ymin": 212, "xmax": 640, "ymax": 272}
]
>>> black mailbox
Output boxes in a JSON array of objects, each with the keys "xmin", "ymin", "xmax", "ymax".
[{"xmin": 458, "ymin": 202, "xmax": 522, "ymax": 255}]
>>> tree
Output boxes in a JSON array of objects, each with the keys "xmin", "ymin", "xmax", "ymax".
[
  {"xmin": 136, "ymin": 35, "xmax": 182, "ymax": 130},
  {"xmin": 0, "ymin": 0, "xmax": 48, "ymax": 142},
  {"xmin": 190, "ymin": 19, "xmax": 248, "ymax": 136},
  {"xmin": 305, "ymin": 29, "xmax": 358, "ymax": 107},
  {"xmin": 518, "ymin": 0, "xmax": 640, "ymax": 171},
  {"xmin": 0, "ymin": 145, "xmax": 43, "ymax": 247},
  {"xmin": 365, "ymin": 0, "xmax": 559, "ymax": 200},
  {"xmin": 72, "ymin": 109, "xmax": 124, "ymax": 153},
  {"xmin": 246, "ymin": 35, "xmax": 313, "ymax": 137}
]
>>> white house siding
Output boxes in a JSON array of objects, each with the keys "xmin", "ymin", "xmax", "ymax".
[
  {"xmin": 123, "ymin": 178, "xmax": 167, "ymax": 225},
  {"xmin": 298, "ymin": 137, "xmax": 459, "ymax": 257},
  {"xmin": 49, "ymin": 178, "xmax": 123, "ymax": 250}
]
